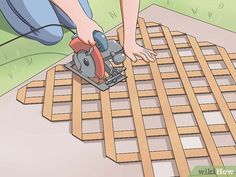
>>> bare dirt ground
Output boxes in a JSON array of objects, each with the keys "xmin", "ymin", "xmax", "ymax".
[{"xmin": 1, "ymin": 5, "xmax": 236, "ymax": 177}]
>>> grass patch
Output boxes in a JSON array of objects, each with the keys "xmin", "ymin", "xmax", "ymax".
[
  {"xmin": 0, "ymin": 32, "xmax": 71, "ymax": 96},
  {"xmin": 0, "ymin": 53, "xmax": 67, "ymax": 94},
  {"xmin": 151, "ymin": 0, "xmax": 236, "ymax": 32}
]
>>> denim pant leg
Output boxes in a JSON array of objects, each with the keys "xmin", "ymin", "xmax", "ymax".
[
  {"xmin": 52, "ymin": 0, "xmax": 93, "ymax": 29},
  {"xmin": 0, "ymin": 0, "xmax": 64, "ymax": 45},
  {"xmin": 0, "ymin": 0, "xmax": 93, "ymax": 45}
]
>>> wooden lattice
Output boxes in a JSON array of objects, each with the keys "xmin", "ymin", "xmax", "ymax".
[{"xmin": 17, "ymin": 18, "xmax": 236, "ymax": 177}]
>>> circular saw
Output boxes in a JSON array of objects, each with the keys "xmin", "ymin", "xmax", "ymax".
[{"xmin": 65, "ymin": 31, "xmax": 126, "ymax": 91}]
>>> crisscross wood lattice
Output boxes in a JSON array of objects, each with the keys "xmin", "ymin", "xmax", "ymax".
[{"xmin": 17, "ymin": 18, "xmax": 236, "ymax": 177}]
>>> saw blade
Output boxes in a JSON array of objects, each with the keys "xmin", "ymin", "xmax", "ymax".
[{"xmin": 74, "ymin": 51, "xmax": 96, "ymax": 78}]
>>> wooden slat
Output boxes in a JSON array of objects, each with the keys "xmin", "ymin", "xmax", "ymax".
[
  {"xmin": 52, "ymin": 113, "xmax": 70, "ymax": 121},
  {"xmin": 72, "ymin": 74, "xmax": 82, "ymax": 139},
  {"xmin": 21, "ymin": 83, "xmax": 236, "ymax": 104},
  {"xmin": 55, "ymin": 65, "xmax": 68, "ymax": 72},
  {"xmin": 138, "ymin": 18, "xmax": 190, "ymax": 177},
  {"xmin": 162, "ymin": 26, "xmax": 223, "ymax": 166},
  {"xmin": 152, "ymin": 41, "xmax": 215, "ymax": 51},
  {"xmin": 188, "ymin": 36, "xmax": 236, "ymax": 142},
  {"xmin": 118, "ymin": 25, "xmax": 154, "ymax": 177},
  {"xmin": 116, "ymin": 146, "xmax": 236, "ymax": 163},
  {"xmin": 135, "ymin": 31, "xmax": 183, "ymax": 41},
  {"xmin": 80, "ymin": 124, "xmax": 228, "ymax": 141},
  {"xmin": 218, "ymin": 46, "xmax": 236, "ymax": 82},
  {"xmin": 16, "ymin": 86, "xmax": 27, "ymax": 104},
  {"xmin": 133, "ymin": 53, "xmax": 236, "ymax": 66},
  {"xmin": 69, "ymin": 101, "xmax": 236, "ymax": 121},
  {"xmin": 42, "ymin": 67, "xmax": 55, "ymax": 120},
  {"xmin": 55, "ymin": 79, "xmax": 72, "ymax": 86},
  {"xmin": 25, "ymin": 97, "xmax": 44, "ymax": 104},
  {"xmin": 146, "ymin": 22, "xmax": 161, "ymax": 27},
  {"xmin": 27, "ymin": 101, "xmax": 236, "ymax": 122},
  {"xmin": 100, "ymin": 90, "xmax": 117, "ymax": 161},
  {"xmin": 218, "ymin": 146, "xmax": 236, "ymax": 155},
  {"xmin": 134, "ymin": 69, "xmax": 230, "ymax": 81},
  {"xmin": 27, "ymin": 80, "xmax": 45, "ymax": 88}
]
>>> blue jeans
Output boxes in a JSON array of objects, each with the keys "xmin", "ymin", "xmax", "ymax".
[{"xmin": 0, "ymin": 0, "xmax": 93, "ymax": 45}]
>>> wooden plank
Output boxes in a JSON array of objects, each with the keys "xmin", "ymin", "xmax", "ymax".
[
  {"xmin": 55, "ymin": 79, "xmax": 72, "ymax": 86},
  {"xmin": 72, "ymin": 74, "xmax": 82, "ymax": 139},
  {"xmin": 134, "ymin": 69, "xmax": 230, "ymax": 81},
  {"xmin": 138, "ymin": 18, "xmax": 190, "ymax": 177},
  {"xmin": 82, "ymin": 132, "xmax": 103, "ymax": 141},
  {"xmin": 107, "ymin": 31, "xmax": 184, "ymax": 42},
  {"xmin": 146, "ymin": 22, "xmax": 161, "ymax": 27},
  {"xmin": 32, "ymin": 101, "xmax": 236, "ymax": 122},
  {"xmin": 42, "ymin": 67, "xmax": 56, "ymax": 120},
  {"xmin": 100, "ymin": 90, "xmax": 117, "ymax": 161},
  {"xmin": 132, "ymin": 53, "xmax": 236, "ymax": 66},
  {"xmin": 218, "ymin": 46, "xmax": 236, "ymax": 82},
  {"xmin": 25, "ymin": 97, "xmax": 44, "ymax": 104},
  {"xmin": 55, "ymin": 65, "xmax": 68, "ymax": 72},
  {"xmin": 152, "ymin": 41, "xmax": 215, "ymax": 51},
  {"xmin": 188, "ymin": 36, "xmax": 236, "ymax": 142},
  {"xmin": 80, "ymin": 124, "xmax": 228, "ymax": 141},
  {"xmin": 52, "ymin": 113, "xmax": 71, "ymax": 121},
  {"xmin": 162, "ymin": 26, "xmax": 223, "ymax": 166},
  {"xmin": 27, "ymin": 80, "xmax": 45, "ymax": 88},
  {"xmin": 133, "ymin": 54, "xmax": 236, "ymax": 66},
  {"xmin": 21, "ymin": 84, "xmax": 236, "ymax": 105},
  {"xmin": 218, "ymin": 147, "xmax": 236, "ymax": 155},
  {"xmin": 16, "ymin": 86, "xmax": 27, "ymax": 104},
  {"xmin": 118, "ymin": 25, "xmax": 154, "ymax": 177},
  {"xmin": 115, "ymin": 146, "xmax": 236, "ymax": 163},
  {"xmin": 54, "ymin": 95, "xmax": 71, "ymax": 102},
  {"xmin": 82, "ymin": 111, "xmax": 102, "ymax": 119}
]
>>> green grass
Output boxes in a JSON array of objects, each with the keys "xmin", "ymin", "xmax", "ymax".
[
  {"xmin": 0, "ymin": 0, "xmax": 236, "ymax": 96},
  {"xmin": 91, "ymin": 0, "xmax": 236, "ymax": 32},
  {"xmin": 151, "ymin": 0, "xmax": 236, "ymax": 32}
]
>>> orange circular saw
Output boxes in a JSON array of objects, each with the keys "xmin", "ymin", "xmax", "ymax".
[{"xmin": 65, "ymin": 31, "xmax": 126, "ymax": 91}]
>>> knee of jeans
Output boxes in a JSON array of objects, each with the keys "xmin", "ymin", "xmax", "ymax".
[{"xmin": 37, "ymin": 26, "xmax": 63, "ymax": 45}]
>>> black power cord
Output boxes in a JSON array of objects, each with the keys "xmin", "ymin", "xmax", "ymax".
[{"xmin": 0, "ymin": 24, "xmax": 76, "ymax": 47}]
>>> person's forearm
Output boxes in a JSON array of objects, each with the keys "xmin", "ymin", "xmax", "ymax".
[
  {"xmin": 120, "ymin": 0, "xmax": 140, "ymax": 45},
  {"xmin": 50, "ymin": 0, "xmax": 89, "ymax": 25}
]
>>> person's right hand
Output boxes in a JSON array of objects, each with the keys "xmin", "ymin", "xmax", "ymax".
[{"xmin": 76, "ymin": 18, "xmax": 103, "ymax": 46}]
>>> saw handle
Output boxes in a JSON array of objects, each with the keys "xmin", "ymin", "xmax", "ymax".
[
  {"xmin": 93, "ymin": 30, "xmax": 108, "ymax": 52},
  {"xmin": 70, "ymin": 31, "xmax": 108, "ymax": 52}
]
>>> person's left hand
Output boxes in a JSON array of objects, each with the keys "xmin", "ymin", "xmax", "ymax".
[{"xmin": 124, "ymin": 41, "xmax": 157, "ymax": 63}]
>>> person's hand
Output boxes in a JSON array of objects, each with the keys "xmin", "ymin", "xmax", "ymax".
[
  {"xmin": 76, "ymin": 18, "xmax": 103, "ymax": 45},
  {"xmin": 124, "ymin": 42, "xmax": 157, "ymax": 63}
]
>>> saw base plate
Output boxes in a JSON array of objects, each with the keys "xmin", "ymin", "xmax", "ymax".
[{"xmin": 65, "ymin": 60, "xmax": 126, "ymax": 91}]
